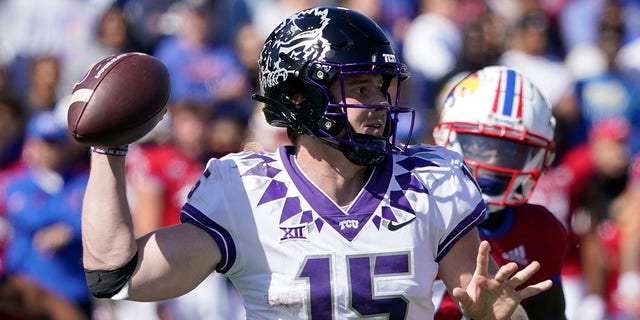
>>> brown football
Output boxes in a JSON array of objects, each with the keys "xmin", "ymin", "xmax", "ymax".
[{"xmin": 67, "ymin": 52, "xmax": 170, "ymax": 148}]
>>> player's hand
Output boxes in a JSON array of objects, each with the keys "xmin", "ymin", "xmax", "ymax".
[{"xmin": 451, "ymin": 240, "xmax": 552, "ymax": 320}]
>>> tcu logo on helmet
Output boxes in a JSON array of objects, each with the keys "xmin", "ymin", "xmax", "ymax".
[
  {"xmin": 382, "ymin": 53, "xmax": 397, "ymax": 63},
  {"xmin": 259, "ymin": 7, "xmax": 331, "ymax": 88}
]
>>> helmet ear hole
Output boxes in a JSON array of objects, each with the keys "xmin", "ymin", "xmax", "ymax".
[{"xmin": 318, "ymin": 115, "xmax": 344, "ymax": 136}]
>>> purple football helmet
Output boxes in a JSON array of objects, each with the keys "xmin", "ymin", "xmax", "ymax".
[{"xmin": 253, "ymin": 6, "xmax": 415, "ymax": 165}]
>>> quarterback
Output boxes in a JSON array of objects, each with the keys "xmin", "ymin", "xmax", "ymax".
[{"xmin": 80, "ymin": 7, "xmax": 551, "ymax": 319}]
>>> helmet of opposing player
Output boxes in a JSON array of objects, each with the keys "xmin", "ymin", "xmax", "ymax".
[
  {"xmin": 433, "ymin": 66, "xmax": 555, "ymax": 209},
  {"xmin": 253, "ymin": 6, "xmax": 415, "ymax": 166}
]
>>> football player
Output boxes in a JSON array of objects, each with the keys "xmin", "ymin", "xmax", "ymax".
[
  {"xmin": 81, "ymin": 7, "xmax": 551, "ymax": 319},
  {"xmin": 433, "ymin": 66, "xmax": 567, "ymax": 320}
]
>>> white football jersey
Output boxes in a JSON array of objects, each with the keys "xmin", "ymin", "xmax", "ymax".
[{"xmin": 181, "ymin": 144, "xmax": 486, "ymax": 320}]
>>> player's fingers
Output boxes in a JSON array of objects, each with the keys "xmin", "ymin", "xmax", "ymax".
[
  {"xmin": 515, "ymin": 279, "xmax": 553, "ymax": 300},
  {"xmin": 508, "ymin": 260, "xmax": 541, "ymax": 288},
  {"xmin": 494, "ymin": 261, "xmax": 518, "ymax": 284},
  {"xmin": 474, "ymin": 240, "xmax": 490, "ymax": 277},
  {"xmin": 452, "ymin": 287, "xmax": 473, "ymax": 311}
]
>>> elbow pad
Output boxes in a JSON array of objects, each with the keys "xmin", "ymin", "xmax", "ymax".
[{"xmin": 84, "ymin": 252, "xmax": 138, "ymax": 299}]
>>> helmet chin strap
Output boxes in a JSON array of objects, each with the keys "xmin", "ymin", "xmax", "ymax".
[
  {"xmin": 325, "ymin": 114, "xmax": 388, "ymax": 166},
  {"xmin": 313, "ymin": 133, "xmax": 387, "ymax": 166},
  {"xmin": 338, "ymin": 134, "xmax": 387, "ymax": 166}
]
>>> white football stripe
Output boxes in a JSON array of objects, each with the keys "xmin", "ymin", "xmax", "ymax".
[{"xmin": 69, "ymin": 88, "xmax": 94, "ymax": 104}]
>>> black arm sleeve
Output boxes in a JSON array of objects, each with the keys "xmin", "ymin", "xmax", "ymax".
[{"xmin": 84, "ymin": 252, "xmax": 138, "ymax": 299}]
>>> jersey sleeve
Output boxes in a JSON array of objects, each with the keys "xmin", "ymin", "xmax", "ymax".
[
  {"xmin": 179, "ymin": 157, "xmax": 240, "ymax": 273},
  {"xmin": 408, "ymin": 145, "xmax": 487, "ymax": 262}
]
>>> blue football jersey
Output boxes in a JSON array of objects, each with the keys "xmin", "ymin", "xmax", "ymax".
[{"xmin": 181, "ymin": 144, "xmax": 486, "ymax": 319}]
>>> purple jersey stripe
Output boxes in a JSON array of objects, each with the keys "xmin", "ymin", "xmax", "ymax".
[
  {"xmin": 180, "ymin": 203, "xmax": 237, "ymax": 273},
  {"xmin": 435, "ymin": 201, "xmax": 487, "ymax": 262}
]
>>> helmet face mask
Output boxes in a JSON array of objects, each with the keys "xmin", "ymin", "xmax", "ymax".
[
  {"xmin": 433, "ymin": 66, "xmax": 556, "ymax": 208},
  {"xmin": 457, "ymin": 132, "xmax": 547, "ymax": 204},
  {"xmin": 254, "ymin": 6, "xmax": 415, "ymax": 165},
  {"xmin": 308, "ymin": 61, "xmax": 414, "ymax": 154}
]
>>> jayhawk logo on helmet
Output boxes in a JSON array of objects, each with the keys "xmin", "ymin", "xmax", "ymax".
[{"xmin": 450, "ymin": 72, "xmax": 480, "ymax": 98}]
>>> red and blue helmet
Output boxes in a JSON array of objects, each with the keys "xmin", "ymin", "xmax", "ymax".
[{"xmin": 434, "ymin": 66, "xmax": 556, "ymax": 208}]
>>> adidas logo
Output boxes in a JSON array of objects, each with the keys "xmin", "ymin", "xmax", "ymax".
[{"xmin": 501, "ymin": 245, "xmax": 529, "ymax": 265}]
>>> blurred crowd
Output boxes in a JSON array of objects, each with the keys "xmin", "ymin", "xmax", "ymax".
[{"xmin": 0, "ymin": 0, "xmax": 639, "ymax": 319}]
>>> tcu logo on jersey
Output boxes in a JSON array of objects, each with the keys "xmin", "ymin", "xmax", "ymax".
[{"xmin": 339, "ymin": 219, "xmax": 359, "ymax": 230}]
